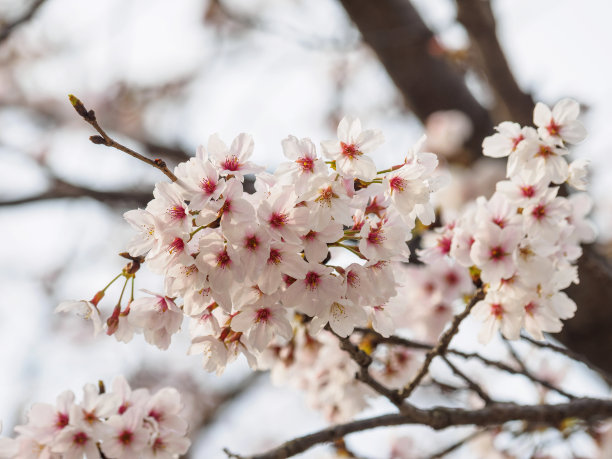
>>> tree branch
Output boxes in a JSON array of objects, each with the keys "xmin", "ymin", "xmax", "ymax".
[
  {"xmin": 521, "ymin": 333, "xmax": 612, "ymax": 387},
  {"xmin": 328, "ymin": 328, "xmax": 404, "ymax": 406},
  {"xmin": 399, "ymin": 288, "xmax": 484, "ymax": 399},
  {"xmin": 0, "ymin": 0, "xmax": 47, "ymax": 44},
  {"xmin": 0, "ymin": 177, "xmax": 152, "ymax": 208},
  {"xmin": 68, "ymin": 95, "xmax": 177, "ymax": 182},
  {"xmin": 338, "ymin": 0, "xmax": 493, "ymax": 162},
  {"xmin": 230, "ymin": 397, "xmax": 612, "ymax": 459},
  {"xmin": 354, "ymin": 328, "xmax": 575, "ymax": 400},
  {"xmin": 455, "ymin": 0, "xmax": 534, "ymax": 125},
  {"xmin": 441, "ymin": 355, "xmax": 492, "ymax": 405}
]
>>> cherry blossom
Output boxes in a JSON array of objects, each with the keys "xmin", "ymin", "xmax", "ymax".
[{"xmin": 320, "ymin": 116, "xmax": 383, "ymax": 181}]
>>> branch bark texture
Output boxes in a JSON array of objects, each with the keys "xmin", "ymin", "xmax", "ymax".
[
  {"xmin": 338, "ymin": 0, "xmax": 493, "ymax": 161},
  {"xmin": 237, "ymin": 397, "xmax": 612, "ymax": 459}
]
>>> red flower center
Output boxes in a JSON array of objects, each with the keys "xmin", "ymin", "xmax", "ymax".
[
  {"xmin": 304, "ymin": 271, "xmax": 320, "ymax": 290},
  {"xmin": 389, "ymin": 176, "xmax": 406, "ymax": 193},
  {"xmin": 340, "ymin": 142, "xmax": 362, "ymax": 160},
  {"xmin": 489, "ymin": 245, "xmax": 505, "ymax": 261},
  {"xmin": 221, "ymin": 155, "xmax": 241, "ymax": 171},
  {"xmin": 367, "ymin": 227, "xmax": 385, "ymax": 245},
  {"xmin": 72, "ymin": 431, "xmax": 88, "ymax": 446},
  {"xmin": 168, "ymin": 237, "xmax": 185, "ymax": 254},
  {"xmin": 200, "ymin": 178, "xmax": 217, "ymax": 195},
  {"xmin": 536, "ymin": 145, "xmax": 553, "ymax": 158},
  {"xmin": 268, "ymin": 249, "xmax": 282, "ymax": 265},
  {"xmin": 56, "ymin": 412, "xmax": 69, "ymax": 429},
  {"xmin": 269, "ymin": 212, "xmax": 289, "ymax": 228},
  {"xmin": 511, "ymin": 134, "xmax": 525, "ymax": 151},
  {"xmin": 302, "ymin": 230, "xmax": 317, "ymax": 241},
  {"xmin": 297, "ymin": 156, "xmax": 314, "ymax": 173},
  {"xmin": 148, "ymin": 409, "xmax": 163, "ymax": 422},
  {"xmin": 245, "ymin": 235, "xmax": 259, "ymax": 251},
  {"xmin": 490, "ymin": 303, "xmax": 503, "ymax": 318},
  {"xmin": 520, "ymin": 185, "xmax": 535, "ymax": 198},
  {"xmin": 347, "ymin": 271, "xmax": 359, "ymax": 288},
  {"xmin": 546, "ymin": 120, "xmax": 561, "ymax": 137},
  {"xmin": 168, "ymin": 205, "xmax": 186, "ymax": 220},
  {"xmin": 437, "ymin": 236, "xmax": 452, "ymax": 254},
  {"xmin": 118, "ymin": 429, "xmax": 133, "ymax": 445},
  {"xmin": 532, "ymin": 204, "xmax": 547, "ymax": 220},
  {"xmin": 255, "ymin": 308, "xmax": 271, "ymax": 323},
  {"xmin": 216, "ymin": 249, "xmax": 231, "ymax": 268}
]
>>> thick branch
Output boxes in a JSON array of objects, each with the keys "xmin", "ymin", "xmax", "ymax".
[
  {"xmin": 338, "ymin": 0, "xmax": 493, "ymax": 161},
  {"xmin": 455, "ymin": 0, "xmax": 534, "ymax": 124},
  {"xmin": 232, "ymin": 397, "xmax": 612, "ymax": 459},
  {"xmin": 0, "ymin": 178, "xmax": 152, "ymax": 208}
]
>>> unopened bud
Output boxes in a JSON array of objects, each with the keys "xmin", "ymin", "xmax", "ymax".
[
  {"xmin": 106, "ymin": 305, "xmax": 120, "ymax": 335},
  {"xmin": 68, "ymin": 94, "xmax": 96, "ymax": 121},
  {"xmin": 89, "ymin": 135, "xmax": 106, "ymax": 145},
  {"xmin": 91, "ymin": 290, "xmax": 105, "ymax": 306}
]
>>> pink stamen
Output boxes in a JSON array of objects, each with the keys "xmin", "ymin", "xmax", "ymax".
[
  {"xmin": 304, "ymin": 271, "xmax": 320, "ymax": 291},
  {"xmin": 168, "ymin": 205, "xmax": 186, "ymax": 220},
  {"xmin": 222, "ymin": 155, "xmax": 241, "ymax": 171},
  {"xmin": 200, "ymin": 178, "xmax": 217, "ymax": 195},
  {"xmin": 269, "ymin": 212, "xmax": 289, "ymax": 228},
  {"xmin": 389, "ymin": 176, "xmax": 406, "ymax": 193},
  {"xmin": 297, "ymin": 156, "xmax": 314, "ymax": 173},
  {"xmin": 255, "ymin": 308, "xmax": 271, "ymax": 323},
  {"xmin": 168, "ymin": 237, "xmax": 185, "ymax": 254},
  {"xmin": 340, "ymin": 142, "xmax": 362, "ymax": 160}
]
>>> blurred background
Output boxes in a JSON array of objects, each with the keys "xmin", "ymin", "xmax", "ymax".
[{"xmin": 1, "ymin": 0, "xmax": 612, "ymax": 457}]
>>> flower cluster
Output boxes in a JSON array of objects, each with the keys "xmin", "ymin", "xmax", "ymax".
[
  {"xmin": 419, "ymin": 99, "xmax": 595, "ymax": 343},
  {"xmin": 57, "ymin": 100, "xmax": 594, "ymax": 392},
  {"xmin": 259, "ymin": 327, "xmax": 372, "ymax": 423},
  {"xmin": 59, "ymin": 116, "xmax": 444, "ymax": 375},
  {"xmin": 0, "ymin": 376, "xmax": 190, "ymax": 459}
]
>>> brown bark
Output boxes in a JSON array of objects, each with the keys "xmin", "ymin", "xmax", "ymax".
[
  {"xmin": 338, "ymin": 0, "xmax": 493, "ymax": 162},
  {"xmin": 455, "ymin": 0, "xmax": 534, "ymax": 125}
]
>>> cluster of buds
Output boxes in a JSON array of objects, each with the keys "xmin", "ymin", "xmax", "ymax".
[{"xmin": 0, "ymin": 376, "xmax": 190, "ymax": 459}]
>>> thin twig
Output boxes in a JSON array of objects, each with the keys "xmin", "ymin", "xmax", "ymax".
[
  {"xmin": 354, "ymin": 329, "xmax": 576, "ymax": 400},
  {"xmin": 0, "ymin": 0, "xmax": 47, "ymax": 44},
  {"xmin": 327, "ymin": 327, "xmax": 403, "ymax": 406},
  {"xmin": 231, "ymin": 397, "xmax": 612, "ymax": 459},
  {"xmin": 68, "ymin": 95, "xmax": 177, "ymax": 182},
  {"xmin": 503, "ymin": 337, "xmax": 528, "ymax": 374},
  {"xmin": 441, "ymin": 355, "xmax": 492, "ymax": 405},
  {"xmin": 521, "ymin": 334, "xmax": 612, "ymax": 386},
  {"xmin": 399, "ymin": 288, "xmax": 485, "ymax": 399},
  {"xmin": 451, "ymin": 350, "xmax": 576, "ymax": 400},
  {"xmin": 428, "ymin": 428, "xmax": 488, "ymax": 459}
]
